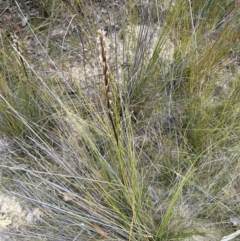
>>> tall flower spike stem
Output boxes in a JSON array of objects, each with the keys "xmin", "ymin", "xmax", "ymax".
[
  {"xmin": 10, "ymin": 31, "xmax": 28, "ymax": 78},
  {"xmin": 97, "ymin": 29, "xmax": 119, "ymax": 144}
]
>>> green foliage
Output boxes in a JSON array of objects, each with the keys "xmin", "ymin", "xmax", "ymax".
[{"xmin": 1, "ymin": 0, "xmax": 240, "ymax": 240}]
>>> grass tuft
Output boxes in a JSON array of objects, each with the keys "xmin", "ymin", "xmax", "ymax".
[{"xmin": 0, "ymin": 0, "xmax": 240, "ymax": 240}]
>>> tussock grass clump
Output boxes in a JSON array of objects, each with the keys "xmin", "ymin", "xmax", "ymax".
[{"xmin": 0, "ymin": 0, "xmax": 240, "ymax": 240}]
